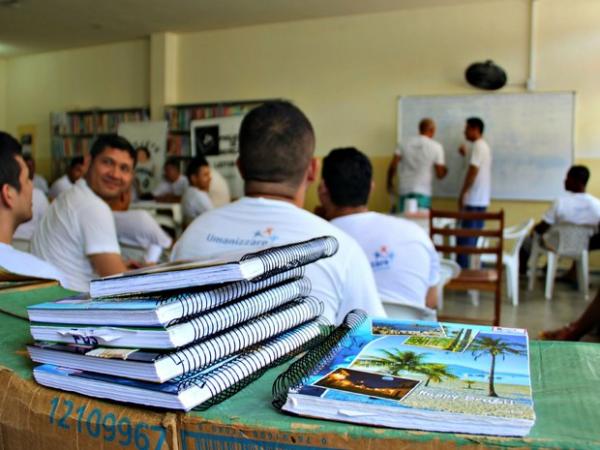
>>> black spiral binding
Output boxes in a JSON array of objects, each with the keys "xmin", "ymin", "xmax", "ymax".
[
  {"xmin": 241, "ymin": 236, "xmax": 339, "ymax": 282},
  {"xmin": 161, "ymin": 297, "xmax": 325, "ymax": 377},
  {"xmin": 271, "ymin": 309, "xmax": 368, "ymax": 410},
  {"xmin": 166, "ymin": 277, "xmax": 312, "ymax": 343},
  {"xmin": 161, "ymin": 267, "xmax": 306, "ymax": 326},
  {"xmin": 174, "ymin": 316, "xmax": 332, "ymax": 410}
]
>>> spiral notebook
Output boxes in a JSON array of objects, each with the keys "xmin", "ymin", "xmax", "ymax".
[
  {"xmin": 89, "ymin": 236, "xmax": 338, "ymax": 297},
  {"xmin": 30, "ymin": 277, "xmax": 312, "ymax": 348},
  {"xmin": 29, "ymin": 297, "xmax": 323, "ymax": 383},
  {"xmin": 33, "ymin": 317, "xmax": 330, "ymax": 411},
  {"xmin": 273, "ymin": 312, "xmax": 535, "ymax": 437},
  {"xmin": 28, "ymin": 268, "xmax": 305, "ymax": 327}
]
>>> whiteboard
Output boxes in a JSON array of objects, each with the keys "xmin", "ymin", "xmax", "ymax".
[{"xmin": 397, "ymin": 92, "xmax": 574, "ymax": 201}]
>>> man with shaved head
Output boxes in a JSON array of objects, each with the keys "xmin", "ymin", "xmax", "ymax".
[{"xmin": 387, "ymin": 118, "xmax": 447, "ymax": 212}]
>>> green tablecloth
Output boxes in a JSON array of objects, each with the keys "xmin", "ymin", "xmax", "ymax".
[{"xmin": 1, "ymin": 286, "xmax": 599, "ymax": 449}]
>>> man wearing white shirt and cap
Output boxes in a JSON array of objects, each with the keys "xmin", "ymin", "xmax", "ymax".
[{"xmin": 0, "ymin": 131, "xmax": 64, "ymax": 285}]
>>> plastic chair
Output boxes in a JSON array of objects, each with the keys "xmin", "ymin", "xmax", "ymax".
[
  {"xmin": 437, "ymin": 258, "xmax": 461, "ymax": 311},
  {"xmin": 479, "ymin": 219, "xmax": 534, "ymax": 305},
  {"xmin": 527, "ymin": 223, "xmax": 596, "ymax": 300}
]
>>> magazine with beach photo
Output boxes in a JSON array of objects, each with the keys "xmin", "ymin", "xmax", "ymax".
[{"xmin": 280, "ymin": 317, "xmax": 535, "ymax": 436}]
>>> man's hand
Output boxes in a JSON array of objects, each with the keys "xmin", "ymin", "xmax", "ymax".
[{"xmin": 459, "ymin": 144, "xmax": 467, "ymax": 157}]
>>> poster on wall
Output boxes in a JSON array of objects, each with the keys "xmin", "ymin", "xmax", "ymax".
[
  {"xmin": 118, "ymin": 121, "xmax": 168, "ymax": 195},
  {"xmin": 190, "ymin": 116, "xmax": 244, "ymax": 199}
]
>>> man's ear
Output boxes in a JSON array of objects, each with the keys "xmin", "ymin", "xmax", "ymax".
[
  {"xmin": 0, "ymin": 184, "xmax": 15, "ymax": 209},
  {"xmin": 235, "ymin": 158, "xmax": 244, "ymax": 179},
  {"xmin": 306, "ymin": 158, "xmax": 318, "ymax": 183},
  {"xmin": 82, "ymin": 154, "xmax": 92, "ymax": 175}
]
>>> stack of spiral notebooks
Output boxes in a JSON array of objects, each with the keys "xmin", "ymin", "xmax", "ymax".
[{"xmin": 27, "ymin": 236, "xmax": 337, "ymax": 411}]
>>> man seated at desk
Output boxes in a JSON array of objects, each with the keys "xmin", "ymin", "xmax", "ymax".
[
  {"xmin": 49, "ymin": 156, "xmax": 85, "ymax": 200},
  {"xmin": 32, "ymin": 135, "xmax": 137, "ymax": 292},
  {"xmin": 152, "ymin": 158, "xmax": 189, "ymax": 203},
  {"xmin": 181, "ymin": 155, "xmax": 214, "ymax": 226},
  {"xmin": 171, "ymin": 101, "xmax": 385, "ymax": 324},
  {"xmin": 0, "ymin": 131, "xmax": 64, "ymax": 283},
  {"xmin": 319, "ymin": 147, "xmax": 440, "ymax": 314}
]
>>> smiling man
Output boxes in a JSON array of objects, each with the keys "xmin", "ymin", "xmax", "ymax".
[{"xmin": 32, "ymin": 135, "xmax": 136, "ymax": 292}]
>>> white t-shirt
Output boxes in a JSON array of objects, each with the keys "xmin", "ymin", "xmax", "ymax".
[
  {"xmin": 332, "ymin": 212, "xmax": 440, "ymax": 309},
  {"xmin": 171, "ymin": 196, "xmax": 385, "ymax": 324},
  {"xmin": 209, "ymin": 168, "xmax": 232, "ymax": 207},
  {"xmin": 543, "ymin": 192, "xmax": 600, "ymax": 226},
  {"xmin": 0, "ymin": 243, "xmax": 65, "ymax": 285},
  {"xmin": 152, "ymin": 175, "xmax": 189, "ymax": 198},
  {"xmin": 182, "ymin": 187, "xmax": 214, "ymax": 225},
  {"xmin": 113, "ymin": 210, "xmax": 173, "ymax": 262},
  {"xmin": 49, "ymin": 174, "xmax": 74, "ymax": 199},
  {"xmin": 32, "ymin": 179, "xmax": 121, "ymax": 292},
  {"xmin": 33, "ymin": 174, "xmax": 49, "ymax": 195},
  {"xmin": 395, "ymin": 135, "xmax": 445, "ymax": 196},
  {"xmin": 464, "ymin": 138, "xmax": 492, "ymax": 207},
  {"xmin": 13, "ymin": 188, "xmax": 49, "ymax": 241}
]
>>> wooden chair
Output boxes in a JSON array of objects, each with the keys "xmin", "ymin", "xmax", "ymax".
[{"xmin": 429, "ymin": 209, "xmax": 504, "ymax": 326}]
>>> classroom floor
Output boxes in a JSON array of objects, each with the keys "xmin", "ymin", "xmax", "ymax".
[{"xmin": 441, "ymin": 271, "xmax": 598, "ymax": 338}]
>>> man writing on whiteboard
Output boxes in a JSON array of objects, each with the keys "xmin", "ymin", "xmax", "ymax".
[
  {"xmin": 386, "ymin": 118, "xmax": 447, "ymax": 212},
  {"xmin": 457, "ymin": 117, "xmax": 492, "ymax": 268}
]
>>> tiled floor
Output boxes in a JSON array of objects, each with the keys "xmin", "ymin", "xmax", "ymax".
[{"xmin": 440, "ymin": 272, "xmax": 597, "ymax": 338}]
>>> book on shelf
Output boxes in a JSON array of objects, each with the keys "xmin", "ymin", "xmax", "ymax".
[
  {"xmin": 89, "ymin": 236, "xmax": 338, "ymax": 298},
  {"xmin": 33, "ymin": 317, "xmax": 329, "ymax": 411},
  {"xmin": 29, "ymin": 297, "xmax": 323, "ymax": 383},
  {"xmin": 27, "ymin": 267, "xmax": 305, "ymax": 327},
  {"xmin": 30, "ymin": 276, "xmax": 311, "ymax": 348},
  {"xmin": 273, "ymin": 312, "xmax": 535, "ymax": 437}
]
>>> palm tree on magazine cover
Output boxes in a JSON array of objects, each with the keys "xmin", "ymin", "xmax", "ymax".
[
  {"xmin": 419, "ymin": 363, "xmax": 458, "ymax": 387},
  {"xmin": 470, "ymin": 336, "xmax": 526, "ymax": 397},
  {"xmin": 357, "ymin": 349, "xmax": 429, "ymax": 375}
]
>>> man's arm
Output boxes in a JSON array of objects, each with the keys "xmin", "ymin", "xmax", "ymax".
[
  {"xmin": 425, "ymin": 286, "xmax": 438, "ymax": 309},
  {"xmin": 89, "ymin": 253, "xmax": 129, "ymax": 277},
  {"xmin": 386, "ymin": 155, "xmax": 401, "ymax": 194},
  {"xmin": 459, "ymin": 165, "xmax": 479, "ymax": 209},
  {"xmin": 434, "ymin": 164, "xmax": 448, "ymax": 179}
]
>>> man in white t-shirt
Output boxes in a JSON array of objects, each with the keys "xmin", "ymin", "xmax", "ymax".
[
  {"xmin": 32, "ymin": 135, "xmax": 136, "ymax": 292},
  {"xmin": 49, "ymin": 156, "xmax": 85, "ymax": 200},
  {"xmin": 182, "ymin": 156, "xmax": 214, "ymax": 226},
  {"xmin": 520, "ymin": 165, "xmax": 600, "ymax": 276},
  {"xmin": 24, "ymin": 154, "xmax": 49, "ymax": 196},
  {"xmin": 457, "ymin": 117, "xmax": 492, "ymax": 268},
  {"xmin": 152, "ymin": 158, "xmax": 189, "ymax": 202},
  {"xmin": 0, "ymin": 132, "xmax": 64, "ymax": 284},
  {"xmin": 320, "ymin": 147, "xmax": 440, "ymax": 313},
  {"xmin": 171, "ymin": 101, "xmax": 385, "ymax": 324},
  {"xmin": 386, "ymin": 118, "xmax": 447, "ymax": 212}
]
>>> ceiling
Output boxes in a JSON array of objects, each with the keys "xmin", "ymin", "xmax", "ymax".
[{"xmin": 0, "ymin": 0, "xmax": 494, "ymax": 58}]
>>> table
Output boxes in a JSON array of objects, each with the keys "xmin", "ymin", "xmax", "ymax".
[
  {"xmin": 131, "ymin": 201, "xmax": 183, "ymax": 237},
  {"xmin": 1, "ymin": 286, "xmax": 599, "ymax": 449}
]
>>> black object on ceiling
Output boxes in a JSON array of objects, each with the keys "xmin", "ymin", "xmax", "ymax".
[{"xmin": 465, "ymin": 60, "xmax": 507, "ymax": 90}]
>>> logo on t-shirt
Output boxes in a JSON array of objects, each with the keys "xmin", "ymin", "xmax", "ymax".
[
  {"xmin": 206, "ymin": 227, "xmax": 279, "ymax": 247},
  {"xmin": 370, "ymin": 245, "xmax": 395, "ymax": 271}
]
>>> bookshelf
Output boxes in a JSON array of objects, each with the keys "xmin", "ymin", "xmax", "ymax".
[
  {"xmin": 164, "ymin": 99, "xmax": 272, "ymax": 157},
  {"xmin": 50, "ymin": 107, "xmax": 150, "ymax": 180}
]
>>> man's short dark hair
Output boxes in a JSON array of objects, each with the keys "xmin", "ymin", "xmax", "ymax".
[
  {"xmin": 90, "ymin": 134, "xmax": 136, "ymax": 164},
  {"xmin": 322, "ymin": 147, "xmax": 372, "ymax": 207},
  {"xmin": 69, "ymin": 156, "xmax": 84, "ymax": 169},
  {"xmin": 238, "ymin": 101, "xmax": 315, "ymax": 189},
  {"xmin": 568, "ymin": 165, "xmax": 590, "ymax": 186},
  {"xmin": 165, "ymin": 158, "xmax": 180, "ymax": 171},
  {"xmin": 186, "ymin": 155, "xmax": 209, "ymax": 181},
  {"xmin": 466, "ymin": 117, "xmax": 485, "ymax": 134},
  {"xmin": 0, "ymin": 131, "xmax": 24, "ymax": 192}
]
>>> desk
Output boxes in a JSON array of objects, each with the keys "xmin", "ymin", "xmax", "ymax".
[
  {"xmin": 1, "ymin": 286, "xmax": 599, "ymax": 449},
  {"xmin": 131, "ymin": 201, "xmax": 183, "ymax": 237}
]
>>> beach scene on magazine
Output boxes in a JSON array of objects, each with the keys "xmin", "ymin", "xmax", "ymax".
[{"xmin": 296, "ymin": 318, "xmax": 535, "ymax": 420}]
